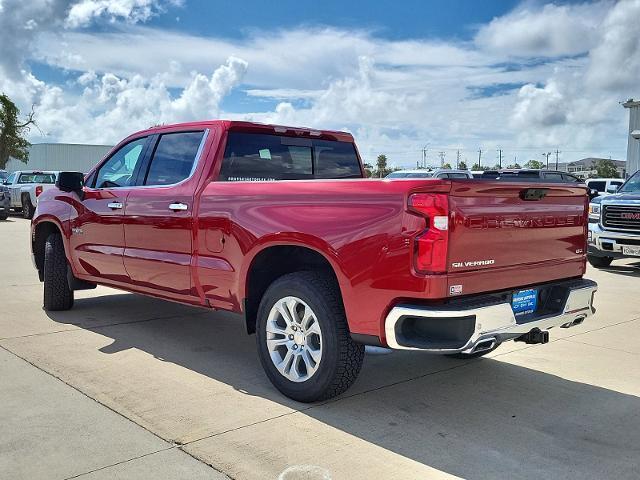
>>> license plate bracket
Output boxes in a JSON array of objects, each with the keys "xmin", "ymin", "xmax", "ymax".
[{"xmin": 512, "ymin": 289, "xmax": 538, "ymax": 317}]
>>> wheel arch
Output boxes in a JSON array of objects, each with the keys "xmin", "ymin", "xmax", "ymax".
[
  {"xmin": 32, "ymin": 219, "xmax": 66, "ymax": 282},
  {"xmin": 242, "ymin": 241, "xmax": 346, "ymax": 335}
]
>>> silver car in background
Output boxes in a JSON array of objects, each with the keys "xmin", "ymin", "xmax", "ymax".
[{"xmin": 386, "ymin": 169, "xmax": 473, "ymax": 179}]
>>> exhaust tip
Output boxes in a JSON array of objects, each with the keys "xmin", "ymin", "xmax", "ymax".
[{"xmin": 472, "ymin": 338, "xmax": 496, "ymax": 354}]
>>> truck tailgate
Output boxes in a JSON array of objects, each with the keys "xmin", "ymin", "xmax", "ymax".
[{"xmin": 446, "ymin": 181, "xmax": 588, "ymax": 293}]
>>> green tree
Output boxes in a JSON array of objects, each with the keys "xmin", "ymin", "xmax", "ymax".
[
  {"xmin": 0, "ymin": 94, "xmax": 35, "ymax": 169},
  {"xmin": 471, "ymin": 163, "xmax": 482, "ymax": 170},
  {"xmin": 507, "ymin": 163, "xmax": 521, "ymax": 169},
  {"xmin": 524, "ymin": 159, "xmax": 545, "ymax": 169},
  {"xmin": 458, "ymin": 161, "xmax": 467, "ymax": 170},
  {"xmin": 593, "ymin": 159, "xmax": 619, "ymax": 178},
  {"xmin": 376, "ymin": 154, "xmax": 389, "ymax": 178},
  {"xmin": 442, "ymin": 162, "xmax": 452, "ymax": 169},
  {"xmin": 363, "ymin": 163, "xmax": 374, "ymax": 178}
]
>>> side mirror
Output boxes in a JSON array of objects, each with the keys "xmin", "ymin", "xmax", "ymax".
[
  {"xmin": 56, "ymin": 171, "xmax": 84, "ymax": 196},
  {"xmin": 588, "ymin": 189, "xmax": 599, "ymax": 200},
  {"xmin": 606, "ymin": 185, "xmax": 618, "ymax": 194}
]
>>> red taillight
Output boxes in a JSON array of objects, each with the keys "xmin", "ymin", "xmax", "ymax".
[
  {"xmin": 35, "ymin": 186, "xmax": 43, "ymax": 197},
  {"xmin": 408, "ymin": 193, "xmax": 449, "ymax": 273}
]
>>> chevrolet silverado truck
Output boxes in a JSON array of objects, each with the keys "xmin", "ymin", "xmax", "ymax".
[
  {"xmin": 4, "ymin": 170, "xmax": 58, "ymax": 219},
  {"xmin": 588, "ymin": 169, "xmax": 640, "ymax": 267},
  {"xmin": 31, "ymin": 121, "xmax": 597, "ymax": 402}
]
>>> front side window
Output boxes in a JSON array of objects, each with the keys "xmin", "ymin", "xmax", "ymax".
[
  {"xmin": 144, "ymin": 131, "xmax": 204, "ymax": 186},
  {"xmin": 94, "ymin": 137, "xmax": 147, "ymax": 188},
  {"xmin": 5, "ymin": 172, "xmax": 17, "ymax": 185},
  {"xmin": 619, "ymin": 171, "xmax": 640, "ymax": 194},
  {"xmin": 219, "ymin": 132, "xmax": 361, "ymax": 181}
]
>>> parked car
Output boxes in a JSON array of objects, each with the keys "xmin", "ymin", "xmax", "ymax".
[
  {"xmin": 3, "ymin": 170, "xmax": 58, "ymax": 219},
  {"xmin": 496, "ymin": 169, "xmax": 583, "ymax": 183},
  {"xmin": 588, "ymin": 170, "xmax": 640, "ymax": 267},
  {"xmin": 386, "ymin": 169, "xmax": 473, "ymax": 179},
  {"xmin": 32, "ymin": 120, "xmax": 597, "ymax": 402},
  {"xmin": 0, "ymin": 170, "xmax": 8, "ymax": 183},
  {"xmin": 585, "ymin": 178, "xmax": 624, "ymax": 197},
  {"xmin": 0, "ymin": 183, "xmax": 10, "ymax": 220},
  {"xmin": 471, "ymin": 170, "xmax": 500, "ymax": 179}
]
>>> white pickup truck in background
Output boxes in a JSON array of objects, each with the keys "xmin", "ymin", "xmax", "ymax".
[{"xmin": 2, "ymin": 170, "xmax": 58, "ymax": 219}]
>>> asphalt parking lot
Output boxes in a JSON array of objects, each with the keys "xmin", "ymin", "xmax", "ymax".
[{"xmin": 2, "ymin": 216, "xmax": 640, "ymax": 480}]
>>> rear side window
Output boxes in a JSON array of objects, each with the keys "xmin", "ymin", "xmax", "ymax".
[
  {"xmin": 562, "ymin": 174, "xmax": 581, "ymax": 183},
  {"xmin": 18, "ymin": 173, "xmax": 56, "ymax": 184},
  {"xmin": 219, "ymin": 132, "xmax": 361, "ymax": 181},
  {"xmin": 447, "ymin": 173, "xmax": 470, "ymax": 179},
  {"xmin": 542, "ymin": 172, "xmax": 564, "ymax": 182},
  {"xmin": 588, "ymin": 180, "xmax": 606, "ymax": 191},
  {"xmin": 144, "ymin": 131, "xmax": 204, "ymax": 186}
]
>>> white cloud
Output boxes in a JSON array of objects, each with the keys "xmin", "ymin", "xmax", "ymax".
[
  {"xmin": 65, "ymin": 0, "xmax": 181, "ymax": 28},
  {"xmin": 475, "ymin": 2, "xmax": 608, "ymax": 57},
  {"xmin": 586, "ymin": 0, "xmax": 640, "ymax": 91},
  {"xmin": 509, "ymin": 0, "xmax": 640, "ymax": 153},
  {"xmin": 2, "ymin": 0, "xmax": 637, "ymax": 168}
]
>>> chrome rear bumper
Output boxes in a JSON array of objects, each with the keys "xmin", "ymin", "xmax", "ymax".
[{"xmin": 384, "ymin": 279, "xmax": 597, "ymax": 353}]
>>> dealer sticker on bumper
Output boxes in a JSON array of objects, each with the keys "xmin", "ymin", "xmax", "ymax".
[{"xmin": 512, "ymin": 289, "xmax": 537, "ymax": 316}]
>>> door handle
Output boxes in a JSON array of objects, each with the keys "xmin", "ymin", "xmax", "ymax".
[
  {"xmin": 169, "ymin": 202, "xmax": 188, "ymax": 211},
  {"xmin": 107, "ymin": 201, "xmax": 123, "ymax": 210}
]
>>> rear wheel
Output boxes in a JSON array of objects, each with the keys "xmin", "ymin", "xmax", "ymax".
[
  {"xmin": 43, "ymin": 233, "xmax": 74, "ymax": 311},
  {"xmin": 587, "ymin": 255, "xmax": 613, "ymax": 268},
  {"xmin": 22, "ymin": 196, "xmax": 35, "ymax": 219},
  {"xmin": 256, "ymin": 271, "xmax": 364, "ymax": 402}
]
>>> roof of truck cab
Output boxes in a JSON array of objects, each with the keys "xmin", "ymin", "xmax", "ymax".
[{"xmin": 133, "ymin": 120, "xmax": 354, "ymax": 142}]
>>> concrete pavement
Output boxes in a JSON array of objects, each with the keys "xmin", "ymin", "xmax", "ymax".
[{"xmin": 1, "ymin": 216, "xmax": 640, "ymax": 479}]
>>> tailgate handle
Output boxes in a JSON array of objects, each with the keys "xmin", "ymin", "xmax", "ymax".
[{"xmin": 520, "ymin": 188, "xmax": 548, "ymax": 201}]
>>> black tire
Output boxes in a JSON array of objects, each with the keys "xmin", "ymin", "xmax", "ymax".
[
  {"xmin": 446, "ymin": 342, "xmax": 501, "ymax": 359},
  {"xmin": 22, "ymin": 196, "xmax": 35, "ymax": 219},
  {"xmin": 43, "ymin": 233, "xmax": 74, "ymax": 311},
  {"xmin": 0, "ymin": 214, "xmax": 7, "ymax": 221},
  {"xmin": 256, "ymin": 271, "xmax": 365, "ymax": 402},
  {"xmin": 587, "ymin": 255, "xmax": 613, "ymax": 268}
]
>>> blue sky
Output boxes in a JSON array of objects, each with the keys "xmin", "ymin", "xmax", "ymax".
[
  {"xmin": 1, "ymin": 0, "xmax": 638, "ymax": 168},
  {"xmin": 151, "ymin": 0, "xmax": 521, "ymax": 41}
]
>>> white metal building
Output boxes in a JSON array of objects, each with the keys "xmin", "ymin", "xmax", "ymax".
[
  {"xmin": 6, "ymin": 143, "xmax": 113, "ymax": 173},
  {"xmin": 624, "ymin": 99, "xmax": 640, "ymax": 176}
]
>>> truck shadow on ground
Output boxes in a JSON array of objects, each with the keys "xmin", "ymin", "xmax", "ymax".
[
  {"xmin": 46, "ymin": 293, "xmax": 640, "ymax": 480},
  {"xmin": 599, "ymin": 261, "xmax": 640, "ymax": 278}
]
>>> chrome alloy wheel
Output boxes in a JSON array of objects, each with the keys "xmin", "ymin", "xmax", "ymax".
[{"xmin": 265, "ymin": 296, "xmax": 323, "ymax": 383}]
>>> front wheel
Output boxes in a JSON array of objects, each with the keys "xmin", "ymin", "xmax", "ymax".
[
  {"xmin": 587, "ymin": 255, "xmax": 613, "ymax": 268},
  {"xmin": 256, "ymin": 271, "xmax": 364, "ymax": 402},
  {"xmin": 43, "ymin": 233, "xmax": 74, "ymax": 311}
]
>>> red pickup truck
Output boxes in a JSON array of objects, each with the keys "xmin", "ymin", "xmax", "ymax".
[{"xmin": 31, "ymin": 120, "xmax": 597, "ymax": 402}]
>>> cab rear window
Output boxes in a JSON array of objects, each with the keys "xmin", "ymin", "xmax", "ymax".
[
  {"xmin": 18, "ymin": 173, "xmax": 56, "ymax": 184},
  {"xmin": 219, "ymin": 132, "xmax": 362, "ymax": 181}
]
